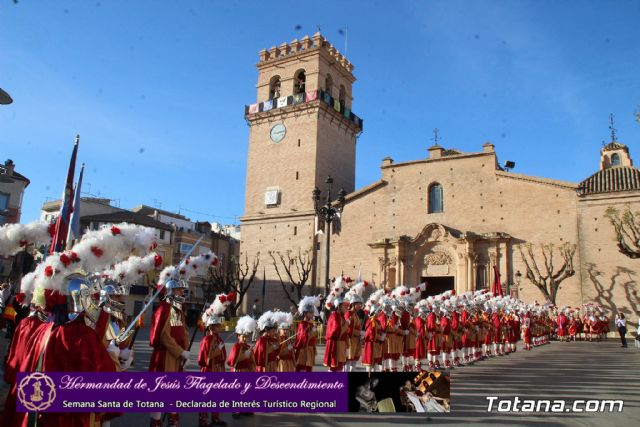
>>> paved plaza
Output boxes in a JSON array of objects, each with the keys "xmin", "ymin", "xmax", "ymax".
[{"xmin": 2, "ymin": 328, "xmax": 638, "ymax": 427}]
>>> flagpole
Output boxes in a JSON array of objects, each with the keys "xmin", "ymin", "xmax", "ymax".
[
  {"xmin": 50, "ymin": 135, "xmax": 79, "ymax": 254},
  {"xmin": 261, "ymin": 266, "xmax": 266, "ymax": 314},
  {"xmin": 67, "ymin": 163, "xmax": 85, "ymax": 246}
]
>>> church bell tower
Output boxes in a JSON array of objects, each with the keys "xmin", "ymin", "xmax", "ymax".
[{"xmin": 240, "ymin": 33, "xmax": 362, "ymax": 306}]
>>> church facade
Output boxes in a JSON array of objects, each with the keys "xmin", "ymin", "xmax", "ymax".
[{"xmin": 240, "ymin": 34, "xmax": 640, "ymax": 320}]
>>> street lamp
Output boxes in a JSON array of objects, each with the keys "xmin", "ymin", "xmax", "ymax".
[
  {"xmin": 312, "ymin": 176, "xmax": 347, "ymax": 297},
  {"xmin": 0, "ymin": 87, "xmax": 13, "ymax": 105}
]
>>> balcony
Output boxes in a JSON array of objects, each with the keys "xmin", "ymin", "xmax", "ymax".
[{"xmin": 245, "ymin": 89, "xmax": 363, "ymax": 131}]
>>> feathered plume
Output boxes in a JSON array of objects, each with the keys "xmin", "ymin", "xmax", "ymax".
[
  {"xmin": 101, "ymin": 252, "xmax": 163, "ymax": 285},
  {"xmin": 325, "ymin": 276, "xmax": 348, "ymax": 309},
  {"xmin": 235, "ymin": 315, "xmax": 257, "ymax": 335},
  {"xmin": 21, "ymin": 223, "xmax": 157, "ymax": 295},
  {"xmin": 298, "ymin": 295, "xmax": 320, "ymax": 316},
  {"xmin": 202, "ymin": 291, "xmax": 236, "ymax": 325},
  {"xmin": 158, "ymin": 250, "xmax": 218, "ymax": 287},
  {"xmin": 0, "ymin": 220, "xmax": 53, "ymax": 256},
  {"xmin": 257, "ymin": 311, "xmax": 278, "ymax": 331},
  {"xmin": 272, "ymin": 311, "xmax": 293, "ymax": 329},
  {"xmin": 344, "ymin": 280, "xmax": 369, "ymax": 302}
]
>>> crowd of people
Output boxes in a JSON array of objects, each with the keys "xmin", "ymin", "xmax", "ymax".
[{"xmin": 0, "ymin": 220, "xmax": 638, "ymax": 426}]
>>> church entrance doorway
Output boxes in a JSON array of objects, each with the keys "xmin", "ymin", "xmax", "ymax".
[{"xmin": 420, "ymin": 276, "xmax": 454, "ymax": 297}]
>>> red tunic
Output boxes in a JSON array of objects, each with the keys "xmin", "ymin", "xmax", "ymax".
[
  {"xmin": 198, "ymin": 333, "xmax": 226, "ymax": 372},
  {"xmin": 226, "ymin": 342, "xmax": 255, "ymax": 372},
  {"xmin": 149, "ymin": 301, "xmax": 188, "ymax": 372},
  {"xmin": 492, "ymin": 313, "xmax": 502, "ymax": 343},
  {"xmin": 440, "ymin": 315, "xmax": 452, "ymax": 352},
  {"xmin": 254, "ymin": 335, "xmax": 279, "ymax": 372},
  {"xmin": 1, "ymin": 315, "xmax": 47, "ymax": 427},
  {"xmin": 557, "ymin": 314, "xmax": 568, "ymax": 337},
  {"xmin": 323, "ymin": 311, "xmax": 346, "ymax": 369},
  {"xmin": 414, "ymin": 316, "xmax": 427, "ymax": 360},
  {"xmin": 293, "ymin": 320, "xmax": 316, "ymax": 370},
  {"xmin": 361, "ymin": 316, "xmax": 380, "ymax": 366},
  {"xmin": 427, "ymin": 312, "xmax": 439, "ymax": 354},
  {"xmin": 451, "ymin": 311, "xmax": 461, "ymax": 350},
  {"xmin": 29, "ymin": 314, "xmax": 117, "ymax": 427},
  {"xmin": 460, "ymin": 310, "xmax": 470, "ymax": 348}
]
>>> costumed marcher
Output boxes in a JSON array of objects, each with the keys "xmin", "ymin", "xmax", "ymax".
[
  {"xmin": 273, "ymin": 312, "xmax": 295, "ymax": 372},
  {"xmin": 197, "ymin": 293, "xmax": 234, "ymax": 427},
  {"xmin": 294, "ymin": 296, "xmax": 319, "ymax": 372},
  {"xmin": 323, "ymin": 296, "xmax": 350, "ymax": 372},
  {"xmin": 344, "ymin": 281, "xmax": 368, "ymax": 372},
  {"xmin": 148, "ymin": 279, "xmax": 190, "ymax": 427},
  {"xmin": 255, "ymin": 311, "xmax": 280, "ymax": 372},
  {"xmin": 227, "ymin": 316, "xmax": 257, "ymax": 372}
]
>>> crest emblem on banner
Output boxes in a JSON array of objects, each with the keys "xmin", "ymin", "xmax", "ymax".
[{"xmin": 17, "ymin": 372, "xmax": 57, "ymax": 411}]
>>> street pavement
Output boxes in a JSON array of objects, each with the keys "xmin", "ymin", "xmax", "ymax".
[{"xmin": 2, "ymin": 327, "xmax": 639, "ymax": 426}]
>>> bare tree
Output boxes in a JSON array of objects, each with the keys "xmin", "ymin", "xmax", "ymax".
[
  {"xmin": 203, "ymin": 252, "xmax": 260, "ymax": 316},
  {"xmin": 518, "ymin": 242, "xmax": 577, "ymax": 304},
  {"xmin": 605, "ymin": 206, "xmax": 640, "ymax": 259},
  {"xmin": 269, "ymin": 247, "xmax": 315, "ymax": 306}
]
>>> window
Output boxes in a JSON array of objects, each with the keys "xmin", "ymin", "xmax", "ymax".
[
  {"xmin": 339, "ymin": 84, "xmax": 346, "ymax": 106},
  {"xmin": 0, "ymin": 192, "xmax": 8, "ymax": 225},
  {"xmin": 428, "ymin": 183, "xmax": 443, "ymax": 213},
  {"xmin": 325, "ymin": 74, "xmax": 333, "ymax": 97},
  {"xmin": 269, "ymin": 75, "xmax": 281, "ymax": 99},
  {"xmin": 179, "ymin": 243, "xmax": 193, "ymax": 254},
  {"xmin": 91, "ymin": 222, "xmax": 100, "ymax": 231},
  {"xmin": 476, "ymin": 265, "xmax": 487, "ymax": 290},
  {"xmin": 159, "ymin": 230, "xmax": 165, "ymax": 240},
  {"xmin": 294, "ymin": 69, "xmax": 306, "ymax": 94},
  {"xmin": 611, "ymin": 153, "xmax": 621, "ymax": 166}
]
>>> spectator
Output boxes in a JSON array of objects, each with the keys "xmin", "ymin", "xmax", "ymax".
[{"xmin": 615, "ymin": 313, "xmax": 627, "ymax": 348}]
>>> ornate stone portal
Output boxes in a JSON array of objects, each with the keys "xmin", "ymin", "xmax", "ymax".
[{"xmin": 368, "ymin": 223, "xmax": 512, "ymax": 294}]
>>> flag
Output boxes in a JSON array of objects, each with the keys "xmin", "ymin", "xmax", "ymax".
[
  {"xmin": 262, "ymin": 99, "xmax": 274, "ymax": 111},
  {"xmin": 67, "ymin": 163, "xmax": 84, "ymax": 244},
  {"xmin": 277, "ymin": 96, "xmax": 289, "ymax": 108},
  {"xmin": 306, "ymin": 90, "xmax": 318, "ymax": 101},
  {"xmin": 492, "ymin": 265, "xmax": 503, "ymax": 297},
  {"xmin": 50, "ymin": 136, "xmax": 79, "ymax": 254},
  {"xmin": 248, "ymin": 103, "xmax": 259, "ymax": 114}
]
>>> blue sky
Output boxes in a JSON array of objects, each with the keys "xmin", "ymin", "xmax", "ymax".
[{"xmin": 1, "ymin": 0, "xmax": 639, "ymax": 224}]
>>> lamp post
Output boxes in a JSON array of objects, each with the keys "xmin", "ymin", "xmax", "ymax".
[{"xmin": 312, "ymin": 176, "xmax": 346, "ymax": 297}]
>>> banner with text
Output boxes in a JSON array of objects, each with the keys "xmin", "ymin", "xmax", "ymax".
[{"xmin": 16, "ymin": 372, "xmax": 348, "ymax": 413}]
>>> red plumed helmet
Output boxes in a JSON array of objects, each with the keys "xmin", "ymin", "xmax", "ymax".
[
  {"xmin": 227, "ymin": 292, "xmax": 236, "ymax": 300},
  {"xmin": 363, "ymin": 281, "xmax": 369, "ymax": 287},
  {"xmin": 211, "ymin": 257, "xmax": 219, "ymax": 266},
  {"xmin": 110, "ymin": 226, "xmax": 121, "ymax": 236},
  {"xmin": 219, "ymin": 295, "xmax": 227, "ymax": 304},
  {"xmin": 16, "ymin": 292, "xmax": 25, "ymax": 304}
]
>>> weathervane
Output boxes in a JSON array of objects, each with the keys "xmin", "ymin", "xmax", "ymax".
[{"xmin": 609, "ymin": 113, "xmax": 617, "ymax": 142}]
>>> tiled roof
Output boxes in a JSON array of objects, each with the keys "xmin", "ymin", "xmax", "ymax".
[{"xmin": 578, "ymin": 166, "xmax": 640, "ymax": 196}]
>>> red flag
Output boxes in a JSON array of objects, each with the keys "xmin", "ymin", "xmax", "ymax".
[
  {"xmin": 492, "ymin": 265, "xmax": 503, "ymax": 297},
  {"xmin": 50, "ymin": 136, "xmax": 79, "ymax": 254}
]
